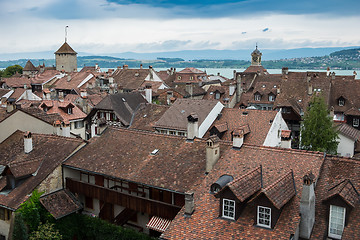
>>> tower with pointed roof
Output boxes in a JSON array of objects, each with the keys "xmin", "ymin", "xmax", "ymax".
[
  {"xmin": 251, "ymin": 44, "xmax": 262, "ymax": 66},
  {"xmin": 23, "ymin": 60, "xmax": 38, "ymax": 77},
  {"xmin": 54, "ymin": 41, "xmax": 77, "ymax": 72}
]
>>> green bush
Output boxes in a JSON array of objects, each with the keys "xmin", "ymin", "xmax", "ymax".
[{"xmin": 12, "ymin": 213, "xmax": 28, "ymax": 240}]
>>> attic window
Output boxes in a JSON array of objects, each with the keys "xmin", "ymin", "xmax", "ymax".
[
  {"xmin": 273, "ymin": 85, "xmax": 277, "ymax": 88},
  {"xmin": 328, "ymin": 205, "xmax": 346, "ymax": 239},
  {"xmin": 151, "ymin": 149, "xmax": 159, "ymax": 155},
  {"xmin": 67, "ymin": 107, "xmax": 73, "ymax": 114},
  {"xmin": 210, "ymin": 92, "xmax": 214, "ymax": 95},
  {"xmin": 215, "ymin": 92, "xmax": 220, "ymax": 100},
  {"xmin": 338, "ymin": 98, "xmax": 345, "ymax": 106},
  {"xmin": 268, "ymin": 94, "xmax": 275, "ymax": 102},
  {"xmin": 262, "ymin": 84, "xmax": 266, "ymax": 88},
  {"xmin": 254, "ymin": 94, "xmax": 261, "ymax": 101},
  {"xmin": 257, "ymin": 206, "xmax": 271, "ymax": 228},
  {"xmin": 222, "ymin": 199, "xmax": 235, "ymax": 220}
]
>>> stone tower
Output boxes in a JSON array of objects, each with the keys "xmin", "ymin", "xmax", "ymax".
[
  {"xmin": 54, "ymin": 42, "xmax": 77, "ymax": 72},
  {"xmin": 251, "ymin": 45, "xmax": 262, "ymax": 66}
]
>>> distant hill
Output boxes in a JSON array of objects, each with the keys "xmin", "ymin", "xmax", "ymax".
[{"xmin": 1, "ymin": 47, "xmax": 360, "ymax": 70}]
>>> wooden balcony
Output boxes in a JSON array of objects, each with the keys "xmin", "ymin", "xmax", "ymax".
[{"xmin": 66, "ymin": 178, "xmax": 182, "ymax": 220}]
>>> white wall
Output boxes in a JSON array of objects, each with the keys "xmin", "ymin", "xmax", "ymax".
[
  {"xmin": 70, "ymin": 120, "xmax": 86, "ymax": 139},
  {"xmin": 263, "ymin": 111, "xmax": 289, "ymax": 147},
  {"xmin": 199, "ymin": 102, "xmax": 224, "ymax": 138},
  {"xmin": 0, "ymin": 111, "xmax": 54, "ymax": 143},
  {"xmin": 337, "ymin": 134, "xmax": 355, "ymax": 157}
]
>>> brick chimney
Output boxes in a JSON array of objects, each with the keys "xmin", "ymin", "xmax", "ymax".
[
  {"xmin": 331, "ymin": 72, "xmax": 336, "ymax": 80},
  {"xmin": 232, "ymin": 129, "xmax": 244, "ymax": 149},
  {"xmin": 145, "ymin": 84, "xmax": 152, "ymax": 103},
  {"xmin": 187, "ymin": 113, "xmax": 199, "ymax": 141},
  {"xmin": 206, "ymin": 136, "xmax": 220, "ymax": 173},
  {"xmin": 184, "ymin": 192, "xmax": 194, "ymax": 216},
  {"xmin": 24, "ymin": 131, "xmax": 33, "ymax": 154},
  {"xmin": 299, "ymin": 173, "xmax": 316, "ymax": 239}
]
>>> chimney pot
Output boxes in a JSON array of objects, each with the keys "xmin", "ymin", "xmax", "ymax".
[{"xmin": 232, "ymin": 129, "xmax": 244, "ymax": 149}]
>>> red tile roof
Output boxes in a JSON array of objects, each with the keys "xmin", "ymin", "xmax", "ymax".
[
  {"xmin": 162, "ymin": 145, "xmax": 325, "ymax": 239},
  {"xmin": 227, "ymin": 166, "xmax": 262, "ymax": 202},
  {"xmin": 64, "ymin": 127, "xmax": 231, "ymax": 193},
  {"xmin": 324, "ymin": 179, "xmax": 359, "ymax": 208},
  {"xmin": 0, "ymin": 131, "xmax": 84, "ymax": 210},
  {"xmin": 40, "ymin": 189, "xmax": 82, "ymax": 219},
  {"xmin": 39, "ymin": 100, "xmax": 86, "ymax": 122},
  {"xmin": 54, "ymin": 42, "xmax": 77, "ymax": 54},
  {"xmin": 337, "ymin": 123, "xmax": 360, "ymax": 141},
  {"xmin": 262, "ymin": 171, "xmax": 296, "ymax": 209},
  {"xmin": 129, "ymin": 103, "xmax": 170, "ymax": 131}
]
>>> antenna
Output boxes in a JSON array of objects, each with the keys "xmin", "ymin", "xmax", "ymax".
[{"xmin": 65, "ymin": 26, "xmax": 69, "ymax": 42}]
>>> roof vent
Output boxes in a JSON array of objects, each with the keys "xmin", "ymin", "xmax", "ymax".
[
  {"xmin": 242, "ymin": 112, "xmax": 248, "ymax": 115},
  {"xmin": 151, "ymin": 149, "xmax": 159, "ymax": 155},
  {"xmin": 122, "ymin": 98, "xmax": 126, "ymax": 102},
  {"xmin": 210, "ymin": 175, "xmax": 234, "ymax": 194}
]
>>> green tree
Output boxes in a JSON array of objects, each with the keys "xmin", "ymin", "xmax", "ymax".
[
  {"xmin": 2, "ymin": 64, "xmax": 23, "ymax": 77},
  {"xmin": 300, "ymin": 94, "xmax": 338, "ymax": 154},
  {"xmin": 12, "ymin": 213, "xmax": 28, "ymax": 240},
  {"xmin": 29, "ymin": 222, "xmax": 62, "ymax": 240}
]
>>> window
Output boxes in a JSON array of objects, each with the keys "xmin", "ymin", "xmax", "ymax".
[
  {"xmin": 353, "ymin": 118, "xmax": 359, "ymax": 127},
  {"xmin": 254, "ymin": 94, "xmax": 261, "ymax": 101},
  {"xmin": 328, "ymin": 205, "xmax": 346, "ymax": 239},
  {"xmin": 160, "ymin": 130, "xmax": 167, "ymax": 134},
  {"xmin": 100, "ymin": 112, "xmax": 105, "ymax": 118},
  {"xmin": 215, "ymin": 92, "xmax": 220, "ymax": 100},
  {"xmin": 178, "ymin": 132, "xmax": 185, "ymax": 136},
  {"xmin": 190, "ymin": 76, "xmax": 193, "ymax": 80},
  {"xmin": 67, "ymin": 107, "xmax": 73, "ymax": 114},
  {"xmin": 222, "ymin": 199, "xmax": 235, "ymax": 220},
  {"xmin": 338, "ymin": 99, "xmax": 345, "ymax": 106},
  {"xmin": 75, "ymin": 121, "xmax": 84, "ymax": 129},
  {"xmin": 257, "ymin": 206, "xmax": 271, "ymax": 228},
  {"xmin": 169, "ymin": 130, "xmax": 176, "ymax": 135},
  {"xmin": 268, "ymin": 94, "xmax": 275, "ymax": 102}
]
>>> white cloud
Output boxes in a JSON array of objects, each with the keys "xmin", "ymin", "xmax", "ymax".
[{"xmin": 0, "ymin": 9, "xmax": 359, "ymax": 55}]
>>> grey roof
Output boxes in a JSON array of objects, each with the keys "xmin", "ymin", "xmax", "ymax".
[
  {"xmin": 93, "ymin": 92, "xmax": 146, "ymax": 126},
  {"xmin": 154, "ymin": 99, "xmax": 219, "ymax": 131}
]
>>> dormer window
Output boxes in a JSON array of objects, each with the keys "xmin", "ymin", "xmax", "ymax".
[
  {"xmin": 222, "ymin": 199, "xmax": 235, "ymax": 220},
  {"xmin": 353, "ymin": 118, "xmax": 359, "ymax": 127},
  {"xmin": 43, "ymin": 106, "xmax": 48, "ymax": 112},
  {"xmin": 328, "ymin": 205, "xmax": 346, "ymax": 239},
  {"xmin": 268, "ymin": 94, "xmax": 275, "ymax": 102},
  {"xmin": 67, "ymin": 107, "xmax": 73, "ymax": 114},
  {"xmin": 257, "ymin": 206, "xmax": 271, "ymax": 228},
  {"xmin": 215, "ymin": 92, "xmax": 220, "ymax": 100},
  {"xmin": 254, "ymin": 93, "xmax": 261, "ymax": 101},
  {"xmin": 190, "ymin": 76, "xmax": 193, "ymax": 80},
  {"xmin": 338, "ymin": 98, "xmax": 345, "ymax": 106}
]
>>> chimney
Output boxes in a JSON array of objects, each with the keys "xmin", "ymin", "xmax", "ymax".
[
  {"xmin": 184, "ymin": 192, "xmax": 195, "ymax": 216},
  {"xmin": 331, "ymin": 72, "xmax": 336, "ymax": 80},
  {"xmin": 282, "ymin": 67, "xmax": 289, "ymax": 76},
  {"xmin": 232, "ymin": 129, "xmax": 244, "ymax": 149},
  {"xmin": 299, "ymin": 173, "xmax": 316, "ymax": 239},
  {"xmin": 280, "ymin": 130, "xmax": 291, "ymax": 149},
  {"xmin": 236, "ymin": 73, "xmax": 242, "ymax": 103},
  {"xmin": 307, "ymin": 84, "xmax": 313, "ymax": 95},
  {"xmin": 67, "ymin": 75, "xmax": 71, "ymax": 82},
  {"xmin": 149, "ymin": 67, "xmax": 154, "ymax": 81},
  {"xmin": 123, "ymin": 65, "xmax": 128, "ymax": 69},
  {"xmin": 186, "ymin": 83, "xmax": 193, "ymax": 98},
  {"xmin": 140, "ymin": 64, "xmax": 143, "ymax": 69},
  {"xmin": 145, "ymin": 84, "xmax": 152, "ymax": 103},
  {"xmin": 6, "ymin": 98, "xmax": 16, "ymax": 113},
  {"xmin": 206, "ymin": 136, "xmax": 220, "ymax": 173},
  {"xmin": 167, "ymin": 91, "xmax": 173, "ymax": 105},
  {"xmin": 223, "ymin": 98, "xmax": 230, "ymax": 108},
  {"xmin": 53, "ymin": 120, "xmax": 62, "ymax": 136},
  {"xmin": 187, "ymin": 113, "xmax": 199, "ymax": 141},
  {"xmin": 80, "ymin": 90, "xmax": 87, "ymax": 98},
  {"xmin": 95, "ymin": 63, "xmax": 99, "ymax": 70},
  {"xmin": 354, "ymin": 71, "xmax": 357, "ymax": 77},
  {"xmin": 62, "ymin": 121, "xmax": 71, "ymax": 137},
  {"xmin": 233, "ymin": 70, "xmax": 237, "ymax": 81},
  {"xmin": 24, "ymin": 131, "xmax": 33, "ymax": 153},
  {"xmin": 327, "ymin": 67, "xmax": 330, "ymax": 76},
  {"xmin": 229, "ymin": 84, "xmax": 235, "ymax": 96},
  {"xmin": 109, "ymin": 77, "xmax": 114, "ymax": 84}
]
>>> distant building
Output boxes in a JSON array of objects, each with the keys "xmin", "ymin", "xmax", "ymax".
[{"xmin": 55, "ymin": 42, "xmax": 77, "ymax": 73}]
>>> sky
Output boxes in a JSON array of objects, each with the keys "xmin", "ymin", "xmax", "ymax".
[{"xmin": 0, "ymin": 0, "xmax": 360, "ymax": 55}]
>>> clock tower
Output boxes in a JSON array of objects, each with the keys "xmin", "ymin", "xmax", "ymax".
[{"xmin": 251, "ymin": 44, "xmax": 262, "ymax": 66}]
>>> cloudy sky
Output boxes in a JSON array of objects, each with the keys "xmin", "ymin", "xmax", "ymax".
[{"xmin": 1, "ymin": 0, "xmax": 359, "ymax": 54}]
